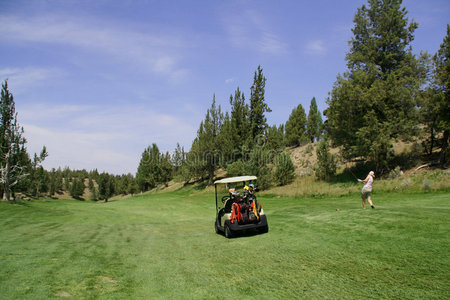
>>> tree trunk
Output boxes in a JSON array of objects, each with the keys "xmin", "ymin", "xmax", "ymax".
[
  {"xmin": 3, "ymin": 189, "xmax": 10, "ymax": 202},
  {"xmin": 440, "ymin": 129, "xmax": 449, "ymax": 166},
  {"xmin": 429, "ymin": 126, "xmax": 435, "ymax": 155},
  {"xmin": 3, "ymin": 158, "xmax": 11, "ymax": 202}
]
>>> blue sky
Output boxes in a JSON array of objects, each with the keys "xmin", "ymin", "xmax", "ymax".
[{"xmin": 0, "ymin": 0, "xmax": 448, "ymax": 174}]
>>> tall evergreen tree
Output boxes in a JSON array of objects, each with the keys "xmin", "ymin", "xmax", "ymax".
[
  {"xmin": 306, "ymin": 97, "xmax": 323, "ymax": 143},
  {"xmin": 265, "ymin": 124, "xmax": 285, "ymax": 151},
  {"xmin": 217, "ymin": 112, "xmax": 235, "ymax": 166},
  {"xmin": 136, "ymin": 143, "xmax": 172, "ymax": 191},
  {"xmin": 229, "ymin": 87, "xmax": 250, "ymax": 155},
  {"xmin": 136, "ymin": 147, "xmax": 154, "ymax": 192},
  {"xmin": 88, "ymin": 177, "xmax": 97, "ymax": 200},
  {"xmin": 97, "ymin": 172, "xmax": 113, "ymax": 201},
  {"xmin": 160, "ymin": 151, "xmax": 173, "ymax": 186},
  {"xmin": 0, "ymin": 81, "xmax": 29, "ymax": 201},
  {"xmin": 172, "ymin": 143, "xmax": 185, "ymax": 173},
  {"xmin": 70, "ymin": 177, "xmax": 85, "ymax": 199},
  {"xmin": 324, "ymin": 0, "xmax": 426, "ymax": 172},
  {"xmin": 191, "ymin": 95, "xmax": 224, "ymax": 184},
  {"xmin": 29, "ymin": 146, "xmax": 48, "ymax": 196},
  {"xmin": 249, "ymin": 66, "xmax": 271, "ymax": 145},
  {"xmin": 285, "ymin": 104, "xmax": 307, "ymax": 147},
  {"xmin": 425, "ymin": 25, "xmax": 450, "ymax": 165}
]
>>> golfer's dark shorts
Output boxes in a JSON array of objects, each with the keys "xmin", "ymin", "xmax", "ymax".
[{"xmin": 361, "ymin": 187, "xmax": 372, "ymax": 199}]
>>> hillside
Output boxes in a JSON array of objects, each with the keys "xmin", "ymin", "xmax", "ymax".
[{"xmin": 39, "ymin": 140, "xmax": 449, "ymax": 202}]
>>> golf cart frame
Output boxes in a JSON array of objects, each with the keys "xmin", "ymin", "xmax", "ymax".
[{"xmin": 214, "ymin": 176, "xmax": 268, "ymax": 238}]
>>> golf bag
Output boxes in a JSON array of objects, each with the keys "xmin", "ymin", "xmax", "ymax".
[
  {"xmin": 230, "ymin": 199, "xmax": 261, "ymax": 225},
  {"xmin": 230, "ymin": 202, "xmax": 241, "ymax": 224}
]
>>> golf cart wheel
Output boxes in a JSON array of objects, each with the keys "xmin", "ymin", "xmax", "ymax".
[
  {"xmin": 224, "ymin": 224, "xmax": 234, "ymax": 239},
  {"xmin": 214, "ymin": 221, "xmax": 220, "ymax": 234}
]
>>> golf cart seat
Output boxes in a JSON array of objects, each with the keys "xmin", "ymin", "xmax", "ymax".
[
  {"xmin": 224, "ymin": 198, "xmax": 233, "ymax": 213},
  {"xmin": 224, "ymin": 195, "xmax": 242, "ymax": 213}
]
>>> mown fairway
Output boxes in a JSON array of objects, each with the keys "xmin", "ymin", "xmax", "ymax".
[{"xmin": 0, "ymin": 190, "xmax": 449, "ymax": 299}]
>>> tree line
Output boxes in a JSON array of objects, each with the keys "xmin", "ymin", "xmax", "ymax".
[
  {"xmin": 136, "ymin": 0, "xmax": 449, "ymax": 188},
  {"xmin": 136, "ymin": 66, "xmax": 323, "ymax": 191},
  {"xmin": 0, "ymin": 84, "xmax": 138, "ymax": 201},
  {"xmin": 1, "ymin": 0, "xmax": 448, "ymax": 200}
]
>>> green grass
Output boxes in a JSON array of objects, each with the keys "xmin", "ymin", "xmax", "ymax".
[{"xmin": 0, "ymin": 189, "xmax": 449, "ymax": 299}]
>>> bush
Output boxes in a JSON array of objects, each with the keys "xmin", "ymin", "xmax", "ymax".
[
  {"xmin": 388, "ymin": 166, "xmax": 403, "ymax": 179},
  {"xmin": 275, "ymin": 152, "xmax": 296, "ymax": 185},
  {"xmin": 226, "ymin": 160, "xmax": 246, "ymax": 177},
  {"xmin": 422, "ymin": 179, "xmax": 433, "ymax": 191},
  {"xmin": 245, "ymin": 147, "xmax": 273, "ymax": 190},
  {"xmin": 315, "ymin": 139, "xmax": 337, "ymax": 181}
]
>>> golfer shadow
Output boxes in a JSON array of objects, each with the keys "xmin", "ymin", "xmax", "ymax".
[{"xmin": 332, "ymin": 163, "xmax": 372, "ymax": 184}]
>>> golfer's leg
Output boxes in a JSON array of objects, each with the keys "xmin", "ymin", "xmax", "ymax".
[
  {"xmin": 362, "ymin": 198, "xmax": 366, "ymax": 208},
  {"xmin": 368, "ymin": 196, "xmax": 373, "ymax": 206}
]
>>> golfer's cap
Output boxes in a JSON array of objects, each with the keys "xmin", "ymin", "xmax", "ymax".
[{"xmin": 369, "ymin": 171, "xmax": 375, "ymax": 176}]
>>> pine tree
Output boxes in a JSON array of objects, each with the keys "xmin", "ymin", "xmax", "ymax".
[
  {"xmin": 70, "ymin": 177, "xmax": 85, "ymax": 199},
  {"xmin": 190, "ymin": 95, "xmax": 223, "ymax": 184},
  {"xmin": 136, "ymin": 143, "xmax": 173, "ymax": 191},
  {"xmin": 0, "ymin": 81, "xmax": 29, "ymax": 201},
  {"xmin": 172, "ymin": 143, "xmax": 185, "ymax": 173},
  {"xmin": 324, "ymin": 0, "xmax": 426, "ymax": 172},
  {"xmin": 275, "ymin": 152, "xmax": 296, "ymax": 186},
  {"xmin": 426, "ymin": 25, "xmax": 450, "ymax": 165},
  {"xmin": 97, "ymin": 172, "xmax": 113, "ymax": 201},
  {"xmin": 315, "ymin": 138, "xmax": 337, "ymax": 181},
  {"xmin": 245, "ymin": 146, "xmax": 273, "ymax": 190},
  {"xmin": 88, "ymin": 177, "xmax": 97, "ymax": 200},
  {"xmin": 265, "ymin": 124, "xmax": 285, "ymax": 151},
  {"xmin": 136, "ymin": 145, "xmax": 157, "ymax": 191},
  {"xmin": 29, "ymin": 146, "xmax": 48, "ymax": 196},
  {"xmin": 128, "ymin": 176, "xmax": 138, "ymax": 196},
  {"xmin": 160, "ymin": 152, "xmax": 173, "ymax": 186},
  {"xmin": 285, "ymin": 104, "xmax": 307, "ymax": 147},
  {"xmin": 306, "ymin": 97, "xmax": 323, "ymax": 143},
  {"xmin": 229, "ymin": 87, "xmax": 250, "ymax": 155},
  {"xmin": 249, "ymin": 66, "xmax": 271, "ymax": 146},
  {"xmin": 217, "ymin": 112, "xmax": 234, "ymax": 166}
]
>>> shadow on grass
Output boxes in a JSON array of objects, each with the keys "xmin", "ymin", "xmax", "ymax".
[
  {"xmin": 173, "ymin": 180, "xmax": 208, "ymax": 193},
  {"xmin": 8, "ymin": 200, "xmax": 33, "ymax": 207},
  {"xmin": 330, "ymin": 163, "xmax": 372, "ymax": 184}
]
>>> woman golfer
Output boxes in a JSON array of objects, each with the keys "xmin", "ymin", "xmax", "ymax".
[{"xmin": 358, "ymin": 171, "xmax": 375, "ymax": 209}]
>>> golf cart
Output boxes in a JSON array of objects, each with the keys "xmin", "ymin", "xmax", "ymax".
[{"xmin": 214, "ymin": 176, "xmax": 268, "ymax": 238}]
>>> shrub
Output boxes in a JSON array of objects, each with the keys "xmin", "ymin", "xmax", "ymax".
[
  {"xmin": 315, "ymin": 139, "xmax": 337, "ymax": 181},
  {"xmin": 275, "ymin": 152, "xmax": 296, "ymax": 186},
  {"xmin": 401, "ymin": 178, "xmax": 412, "ymax": 189},
  {"xmin": 226, "ymin": 160, "xmax": 246, "ymax": 177},
  {"xmin": 305, "ymin": 144, "xmax": 314, "ymax": 155},
  {"xmin": 245, "ymin": 147, "xmax": 273, "ymax": 190},
  {"xmin": 389, "ymin": 166, "xmax": 403, "ymax": 179},
  {"xmin": 422, "ymin": 179, "xmax": 433, "ymax": 191}
]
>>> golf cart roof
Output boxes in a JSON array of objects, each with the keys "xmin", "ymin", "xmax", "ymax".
[{"xmin": 214, "ymin": 176, "xmax": 257, "ymax": 185}]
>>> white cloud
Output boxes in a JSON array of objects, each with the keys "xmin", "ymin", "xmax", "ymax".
[
  {"xmin": 225, "ymin": 78, "xmax": 236, "ymax": 84},
  {"xmin": 0, "ymin": 67, "xmax": 64, "ymax": 93},
  {"xmin": 24, "ymin": 123, "xmax": 137, "ymax": 174},
  {"xmin": 305, "ymin": 40, "xmax": 327, "ymax": 55},
  {"xmin": 0, "ymin": 14, "xmax": 189, "ymax": 80},
  {"xmin": 20, "ymin": 104, "xmax": 197, "ymax": 174},
  {"xmin": 223, "ymin": 10, "xmax": 288, "ymax": 55}
]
